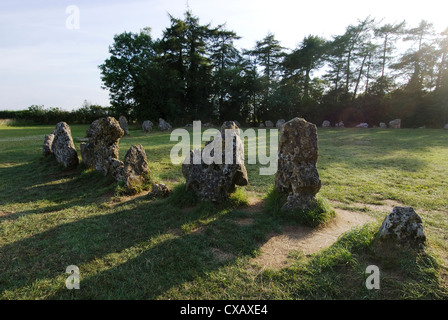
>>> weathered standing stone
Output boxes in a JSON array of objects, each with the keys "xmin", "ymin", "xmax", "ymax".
[
  {"xmin": 158, "ymin": 118, "xmax": 172, "ymax": 131},
  {"xmin": 335, "ymin": 121, "xmax": 344, "ymax": 128},
  {"xmin": 80, "ymin": 117, "xmax": 124, "ymax": 176},
  {"xmin": 42, "ymin": 133, "xmax": 55, "ymax": 156},
  {"xmin": 182, "ymin": 121, "xmax": 248, "ymax": 203},
  {"xmin": 258, "ymin": 123, "xmax": 265, "ymax": 128},
  {"xmin": 142, "ymin": 120, "xmax": 153, "ymax": 133},
  {"xmin": 389, "ymin": 119, "xmax": 401, "ymax": 129},
  {"xmin": 233, "ymin": 120, "xmax": 241, "ymax": 128},
  {"xmin": 51, "ymin": 122, "xmax": 79, "ymax": 168},
  {"xmin": 322, "ymin": 120, "xmax": 331, "ymax": 128},
  {"xmin": 275, "ymin": 118, "xmax": 321, "ymax": 211},
  {"xmin": 119, "ymin": 116, "xmax": 130, "ymax": 135},
  {"xmin": 378, "ymin": 207, "xmax": 426, "ymax": 248},
  {"xmin": 118, "ymin": 144, "xmax": 150, "ymax": 190},
  {"xmin": 379, "ymin": 122, "xmax": 387, "ymax": 128},
  {"xmin": 265, "ymin": 120, "xmax": 274, "ymax": 128},
  {"xmin": 444, "ymin": 123, "xmax": 448, "ymax": 130}
]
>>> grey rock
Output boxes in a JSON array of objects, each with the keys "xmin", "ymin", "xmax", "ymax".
[
  {"xmin": 444, "ymin": 124, "xmax": 448, "ymax": 130},
  {"xmin": 265, "ymin": 120, "xmax": 274, "ymax": 128},
  {"xmin": 147, "ymin": 183, "xmax": 171, "ymax": 199},
  {"xmin": 335, "ymin": 121, "xmax": 344, "ymax": 128},
  {"xmin": 389, "ymin": 119, "xmax": 401, "ymax": 129},
  {"xmin": 182, "ymin": 121, "xmax": 248, "ymax": 203},
  {"xmin": 322, "ymin": 120, "xmax": 331, "ymax": 128},
  {"xmin": 118, "ymin": 144, "xmax": 151, "ymax": 190},
  {"xmin": 355, "ymin": 123, "xmax": 369, "ymax": 128},
  {"xmin": 258, "ymin": 123, "xmax": 265, "ymax": 128},
  {"xmin": 158, "ymin": 118, "xmax": 172, "ymax": 131},
  {"xmin": 119, "ymin": 116, "xmax": 130, "ymax": 135},
  {"xmin": 51, "ymin": 122, "xmax": 79, "ymax": 168},
  {"xmin": 42, "ymin": 133, "xmax": 55, "ymax": 156},
  {"xmin": 379, "ymin": 122, "xmax": 387, "ymax": 128},
  {"xmin": 233, "ymin": 120, "xmax": 241, "ymax": 128},
  {"xmin": 275, "ymin": 117, "xmax": 321, "ymax": 211},
  {"xmin": 142, "ymin": 120, "xmax": 153, "ymax": 133},
  {"xmin": 378, "ymin": 206, "xmax": 426, "ymax": 248},
  {"xmin": 276, "ymin": 119, "xmax": 286, "ymax": 128},
  {"xmin": 81, "ymin": 117, "xmax": 124, "ymax": 176}
]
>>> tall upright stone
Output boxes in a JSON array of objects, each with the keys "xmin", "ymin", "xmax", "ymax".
[
  {"xmin": 275, "ymin": 117, "xmax": 321, "ymax": 211},
  {"xmin": 51, "ymin": 122, "xmax": 79, "ymax": 168},
  {"xmin": 119, "ymin": 116, "xmax": 130, "ymax": 135}
]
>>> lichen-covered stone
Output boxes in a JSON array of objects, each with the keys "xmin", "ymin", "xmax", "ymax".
[
  {"xmin": 378, "ymin": 206, "xmax": 426, "ymax": 248},
  {"xmin": 119, "ymin": 144, "xmax": 150, "ymax": 190},
  {"xmin": 275, "ymin": 117, "xmax": 321, "ymax": 211},
  {"xmin": 276, "ymin": 119, "xmax": 286, "ymax": 128},
  {"xmin": 322, "ymin": 120, "xmax": 331, "ymax": 128},
  {"xmin": 265, "ymin": 120, "xmax": 274, "ymax": 128},
  {"xmin": 147, "ymin": 183, "xmax": 171, "ymax": 199},
  {"xmin": 182, "ymin": 121, "xmax": 248, "ymax": 203},
  {"xmin": 81, "ymin": 117, "xmax": 124, "ymax": 176},
  {"xmin": 51, "ymin": 122, "xmax": 79, "ymax": 168}
]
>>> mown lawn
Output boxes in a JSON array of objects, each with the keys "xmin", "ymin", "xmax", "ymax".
[{"xmin": 0, "ymin": 123, "xmax": 447, "ymax": 300}]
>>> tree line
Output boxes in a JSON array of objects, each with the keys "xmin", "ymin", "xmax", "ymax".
[{"xmin": 98, "ymin": 11, "xmax": 448, "ymax": 128}]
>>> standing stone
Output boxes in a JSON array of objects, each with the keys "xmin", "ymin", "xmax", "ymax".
[
  {"xmin": 158, "ymin": 118, "xmax": 172, "ymax": 131},
  {"xmin": 444, "ymin": 124, "xmax": 448, "ymax": 130},
  {"xmin": 322, "ymin": 120, "xmax": 331, "ymax": 128},
  {"xmin": 379, "ymin": 122, "xmax": 387, "ymax": 128},
  {"xmin": 355, "ymin": 123, "xmax": 369, "ymax": 128},
  {"xmin": 119, "ymin": 116, "xmax": 130, "ymax": 135},
  {"xmin": 389, "ymin": 119, "xmax": 401, "ymax": 129},
  {"xmin": 42, "ymin": 133, "xmax": 55, "ymax": 156},
  {"xmin": 275, "ymin": 118, "xmax": 321, "ymax": 211},
  {"xmin": 80, "ymin": 117, "xmax": 124, "ymax": 177},
  {"xmin": 233, "ymin": 120, "xmax": 241, "ymax": 128},
  {"xmin": 265, "ymin": 120, "xmax": 274, "ymax": 128},
  {"xmin": 51, "ymin": 122, "xmax": 79, "ymax": 168},
  {"xmin": 182, "ymin": 121, "xmax": 248, "ymax": 203},
  {"xmin": 118, "ymin": 144, "xmax": 150, "ymax": 190},
  {"xmin": 335, "ymin": 121, "xmax": 344, "ymax": 128},
  {"xmin": 142, "ymin": 120, "xmax": 153, "ymax": 133},
  {"xmin": 276, "ymin": 119, "xmax": 286, "ymax": 128},
  {"xmin": 258, "ymin": 123, "xmax": 265, "ymax": 128},
  {"xmin": 378, "ymin": 207, "xmax": 426, "ymax": 248}
]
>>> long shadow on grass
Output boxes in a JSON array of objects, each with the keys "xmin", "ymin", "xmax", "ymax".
[
  {"xmin": 0, "ymin": 157, "xmax": 117, "ymax": 222},
  {"xmin": 0, "ymin": 185, "xmax": 277, "ymax": 299}
]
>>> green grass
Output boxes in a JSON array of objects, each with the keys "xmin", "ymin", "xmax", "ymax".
[{"xmin": 1, "ymin": 123, "xmax": 447, "ymax": 300}]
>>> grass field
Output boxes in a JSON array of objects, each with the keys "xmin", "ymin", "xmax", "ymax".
[{"xmin": 0, "ymin": 123, "xmax": 447, "ymax": 300}]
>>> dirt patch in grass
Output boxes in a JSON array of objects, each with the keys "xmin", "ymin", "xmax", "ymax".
[
  {"xmin": 251, "ymin": 208, "xmax": 375, "ymax": 270},
  {"xmin": 241, "ymin": 196, "xmax": 265, "ymax": 214},
  {"xmin": 211, "ymin": 247, "xmax": 235, "ymax": 262}
]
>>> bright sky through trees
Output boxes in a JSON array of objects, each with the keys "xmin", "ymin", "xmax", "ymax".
[{"xmin": 0, "ymin": 0, "xmax": 446, "ymax": 110}]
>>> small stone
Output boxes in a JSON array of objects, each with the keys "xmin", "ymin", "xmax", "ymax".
[
  {"xmin": 276, "ymin": 119, "xmax": 286, "ymax": 128},
  {"xmin": 42, "ymin": 133, "xmax": 55, "ymax": 156},
  {"xmin": 119, "ymin": 116, "xmax": 130, "ymax": 135},
  {"xmin": 389, "ymin": 119, "xmax": 401, "ymax": 129},
  {"xmin": 265, "ymin": 120, "xmax": 274, "ymax": 128},
  {"xmin": 147, "ymin": 183, "xmax": 171, "ymax": 199},
  {"xmin": 379, "ymin": 122, "xmax": 387, "ymax": 128},
  {"xmin": 158, "ymin": 118, "xmax": 172, "ymax": 131},
  {"xmin": 378, "ymin": 206, "xmax": 426, "ymax": 248},
  {"xmin": 355, "ymin": 123, "xmax": 369, "ymax": 128},
  {"xmin": 142, "ymin": 120, "xmax": 153, "ymax": 133},
  {"xmin": 322, "ymin": 120, "xmax": 331, "ymax": 128}
]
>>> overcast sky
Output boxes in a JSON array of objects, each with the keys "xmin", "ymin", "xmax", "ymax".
[{"xmin": 1, "ymin": 0, "xmax": 446, "ymax": 111}]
